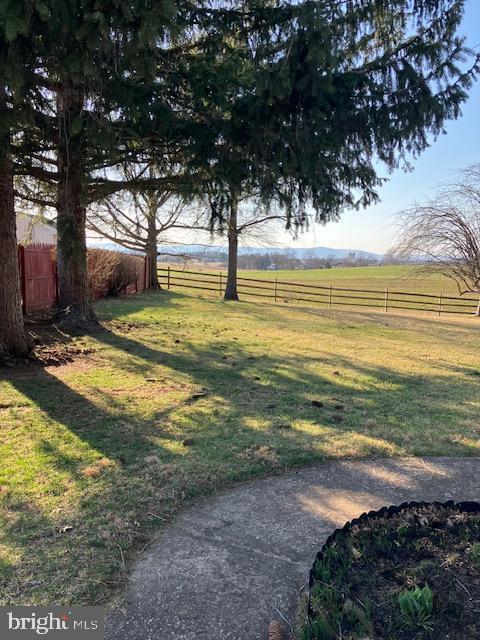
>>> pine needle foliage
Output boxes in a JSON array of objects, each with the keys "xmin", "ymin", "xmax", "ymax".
[{"xmin": 171, "ymin": 0, "xmax": 479, "ymax": 228}]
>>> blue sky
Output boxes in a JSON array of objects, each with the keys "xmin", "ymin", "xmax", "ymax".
[{"xmin": 281, "ymin": 0, "xmax": 480, "ymax": 254}]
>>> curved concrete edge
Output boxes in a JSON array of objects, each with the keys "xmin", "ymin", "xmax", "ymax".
[{"xmin": 106, "ymin": 457, "xmax": 480, "ymax": 640}]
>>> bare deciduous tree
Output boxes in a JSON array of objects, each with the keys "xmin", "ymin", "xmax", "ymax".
[
  {"xmin": 87, "ymin": 167, "xmax": 203, "ymax": 289},
  {"xmin": 392, "ymin": 165, "xmax": 480, "ymax": 316}
]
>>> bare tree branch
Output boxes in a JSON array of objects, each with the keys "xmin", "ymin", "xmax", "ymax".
[
  {"xmin": 86, "ymin": 165, "xmax": 205, "ymax": 288},
  {"xmin": 391, "ymin": 164, "xmax": 480, "ymax": 315}
]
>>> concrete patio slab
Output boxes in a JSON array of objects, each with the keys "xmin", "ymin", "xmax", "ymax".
[{"xmin": 106, "ymin": 457, "xmax": 480, "ymax": 640}]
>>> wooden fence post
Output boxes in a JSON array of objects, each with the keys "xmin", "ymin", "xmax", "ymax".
[
  {"xmin": 54, "ymin": 259, "xmax": 59, "ymax": 304},
  {"xmin": 384, "ymin": 288, "xmax": 389, "ymax": 312},
  {"xmin": 167, "ymin": 265, "xmax": 171, "ymax": 290},
  {"xmin": 18, "ymin": 245, "xmax": 27, "ymax": 314},
  {"xmin": 274, "ymin": 278, "xmax": 278, "ymax": 302},
  {"xmin": 329, "ymin": 284, "xmax": 332, "ymax": 308},
  {"xmin": 219, "ymin": 272, "xmax": 223, "ymax": 296},
  {"xmin": 438, "ymin": 293, "xmax": 443, "ymax": 317}
]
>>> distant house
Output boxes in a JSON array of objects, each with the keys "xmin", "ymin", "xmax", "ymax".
[
  {"xmin": 266, "ymin": 264, "xmax": 277, "ymax": 270},
  {"xmin": 16, "ymin": 214, "xmax": 56, "ymax": 245}
]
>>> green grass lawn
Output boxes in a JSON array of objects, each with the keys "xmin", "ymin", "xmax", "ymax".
[{"xmin": 1, "ymin": 290, "xmax": 479, "ymax": 606}]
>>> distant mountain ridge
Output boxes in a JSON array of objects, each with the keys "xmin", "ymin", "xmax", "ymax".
[
  {"xmin": 160, "ymin": 244, "xmax": 383, "ymax": 260},
  {"xmin": 88, "ymin": 240, "xmax": 382, "ymax": 260}
]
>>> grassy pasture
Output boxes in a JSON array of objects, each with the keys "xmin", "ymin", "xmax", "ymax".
[
  {"xmin": 159, "ymin": 264, "xmax": 479, "ymax": 315},
  {"xmin": 1, "ymin": 289, "xmax": 479, "ymax": 606},
  {"xmin": 240, "ymin": 264, "xmax": 457, "ymax": 293},
  {"xmin": 161, "ymin": 264, "xmax": 461, "ymax": 294}
]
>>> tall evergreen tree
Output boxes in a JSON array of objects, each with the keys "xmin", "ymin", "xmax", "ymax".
[
  {"xmin": 7, "ymin": 0, "xmax": 479, "ymax": 322},
  {"xmin": 13, "ymin": 0, "xmax": 179, "ymax": 328},
  {"xmin": 0, "ymin": 1, "xmax": 42, "ymax": 356},
  {"xmin": 171, "ymin": 0, "xmax": 479, "ymax": 299},
  {"xmin": 0, "ymin": 111, "xmax": 28, "ymax": 357}
]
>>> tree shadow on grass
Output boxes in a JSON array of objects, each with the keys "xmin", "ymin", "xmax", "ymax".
[
  {"xmin": 1, "ymin": 292, "xmax": 479, "ymax": 606},
  {"xmin": 2, "ymin": 363, "xmax": 187, "ymax": 605},
  {"xmin": 93, "ymin": 321, "xmax": 480, "ymax": 461},
  {"xmin": 8, "ymin": 368, "xmax": 178, "ymax": 466}
]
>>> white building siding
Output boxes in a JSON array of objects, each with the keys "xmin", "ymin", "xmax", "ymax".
[{"xmin": 16, "ymin": 215, "xmax": 57, "ymax": 245}]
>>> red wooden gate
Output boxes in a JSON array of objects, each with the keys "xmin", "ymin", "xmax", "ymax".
[{"xmin": 18, "ymin": 244, "xmax": 57, "ymax": 313}]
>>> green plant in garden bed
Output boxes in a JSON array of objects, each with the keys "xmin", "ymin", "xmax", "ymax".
[
  {"xmin": 468, "ymin": 542, "xmax": 480, "ymax": 568},
  {"xmin": 305, "ymin": 504, "xmax": 480, "ymax": 640},
  {"xmin": 398, "ymin": 585, "xmax": 434, "ymax": 632}
]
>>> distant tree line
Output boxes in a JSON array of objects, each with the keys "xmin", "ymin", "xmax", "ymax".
[{"xmin": 168, "ymin": 250, "xmax": 385, "ymax": 270}]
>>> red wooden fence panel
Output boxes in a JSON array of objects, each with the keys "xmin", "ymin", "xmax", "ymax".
[
  {"xmin": 18, "ymin": 244, "xmax": 57, "ymax": 313},
  {"xmin": 121, "ymin": 254, "xmax": 151, "ymax": 294},
  {"xmin": 18, "ymin": 245, "xmax": 149, "ymax": 314}
]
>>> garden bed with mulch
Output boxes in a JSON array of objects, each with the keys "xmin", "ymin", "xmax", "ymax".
[{"xmin": 306, "ymin": 501, "xmax": 480, "ymax": 640}]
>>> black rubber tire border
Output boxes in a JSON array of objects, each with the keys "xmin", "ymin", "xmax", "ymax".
[{"xmin": 306, "ymin": 500, "xmax": 480, "ymax": 639}]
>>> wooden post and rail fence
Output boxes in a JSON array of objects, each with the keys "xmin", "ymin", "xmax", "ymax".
[{"xmin": 158, "ymin": 266, "xmax": 480, "ymax": 317}]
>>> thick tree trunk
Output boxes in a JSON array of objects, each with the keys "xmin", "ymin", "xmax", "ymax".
[
  {"xmin": 224, "ymin": 193, "xmax": 239, "ymax": 301},
  {"xmin": 0, "ymin": 139, "xmax": 29, "ymax": 357},
  {"xmin": 56, "ymin": 84, "xmax": 97, "ymax": 330},
  {"xmin": 146, "ymin": 246, "xmax": 159, "ymax": 289},
  {"xmin": 146, "ymin": 215, "xmax": 159, "ymax": 289}
]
